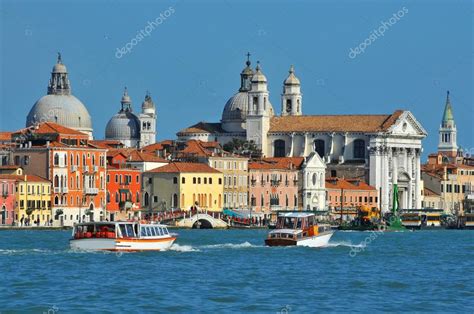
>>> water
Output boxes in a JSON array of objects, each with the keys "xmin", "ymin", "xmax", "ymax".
[{"xmin": 0, "ymin": 229, "xmax": 473, "ymax": 313}]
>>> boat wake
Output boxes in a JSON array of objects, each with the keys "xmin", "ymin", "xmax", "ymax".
[
  {"xmin": 0, "ymin": 248, "xmax": 57, "ymax": 255},
  {"xmin": 324, "ymin": 241, "xmax": 366, "ymax": 249},
  {"xmin": 201, "ymin": 241, "xmax": 262, "ymax": 249},
  {"xmin": 168, "ymin": 244, "xmax": 200, "ymax": 252}
]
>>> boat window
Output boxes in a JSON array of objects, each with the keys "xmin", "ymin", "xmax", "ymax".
[
  {"xmin": 150, "ymin": 227, "xmax": 157, "ymax": 236},
  {"xmin": 119, "ymin": 224, "xmax": 127, "ymax": 237},
  {"xmin": 146, "ymin": 227, "xmax": 152, "ymax": 237},
  {"xmin": 280, "ymin": 217, "xmax": 296, "ymax": 229},
  {"xmin": 163, "ymin": 227, "xmax": 169, "ymax": 235},
  {"xmin": 296, "ymin": 218, "xmax": 303, "ymax": 229},
  {"xmin": 125, "ymin": 224, "xmax": 135, "ymax": 237},
  {"xmin": 140, "ymin": 227, "xmax": 147, "ymax": 237},
  {"xmin": 156, "ymin": 227, "xmax": 162, "ymax": 236}
]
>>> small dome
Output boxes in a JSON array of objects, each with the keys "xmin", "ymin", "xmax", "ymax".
[
  {"xmin": 121, "ymin": 93, "xmax": 131, "ymax": 104},
  {"xmin": 52, "ymin": 63, "xmax": 67, "ymax": 74},
  {"xmin": 251, "ymin": 62, "xmax": 267, "ymax": 83},
  {"xmin": 27, "ymin": 94, "xmax": 92, "ymax": 133},
  {"xmin": 222, "ymin": 92, "xmax": 249, "ymax": 122},
  {"xmin": 284, "ymin": 65, "xmax": 300, "ymax": 85},
  {"xmin": 142, "ymin": 93, "xmax": 155, "ymax": 110},
  {"xmin": 105, "ymin": 111, "xmax": 140, "ymax": 140}
]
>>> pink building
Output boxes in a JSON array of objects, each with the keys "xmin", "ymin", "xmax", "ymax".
[
  {"xmin": 0, "ymin": 177, "xmax": 15, "ymax": 225},
  {"xmin": 248, "ymin": 158, "xmax": 302, "ymax": 214}
]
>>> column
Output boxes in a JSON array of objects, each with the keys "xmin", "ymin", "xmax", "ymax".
[
  {"xmin": 407, "ymin": 148, "xmax": 413, "ymax": 209},
  {"xmin": 302, "ymin": 132, "xmax": 309, "ymax": 156},
  {"xmin": 288, "ymin": 133, "xmax": 294, "ymax": 157},
  {"xmin": 415, "ymin": 148, "xmax": 421, "ymax": 209}
]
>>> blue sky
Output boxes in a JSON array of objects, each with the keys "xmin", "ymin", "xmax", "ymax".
[{"xmin": 0, "ymin": 0, "xmax": 472, "ymax": 159}]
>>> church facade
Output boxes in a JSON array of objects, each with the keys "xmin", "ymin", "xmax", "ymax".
[{"xmin": 178, "ymin": 57, "xmax": 428, "ymax": 213}]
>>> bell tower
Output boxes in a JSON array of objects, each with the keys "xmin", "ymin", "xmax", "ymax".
[
  {"xmin": 281, "ymin": 65, "xmax": 302, "ymax": 116},
  {"xmin": 438, "ymin": 91, "xmax": 458, "ymax": 157}
]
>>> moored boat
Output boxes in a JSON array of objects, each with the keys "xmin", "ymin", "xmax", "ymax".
[
  {"xmin": 265, "ymin": 213, "xmax": 334, "ymax": 247},
  {"xmin": 70, "ymin": 221, "xmax": 177, "ymax": 251}
]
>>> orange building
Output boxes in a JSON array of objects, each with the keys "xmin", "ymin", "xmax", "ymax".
[
  {"xmin": 10, "ymin": 122, "xmax": 107, "ymax": 226},
  {"xmin": 325, "ymin": 178, "xmax": 378, "ymax": 210},
  {"xmin": 105, "ymin": 151, "xmax": 142, "ymax": 221}
]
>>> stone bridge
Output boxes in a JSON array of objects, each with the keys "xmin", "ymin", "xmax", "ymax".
[{"xmin": 176, "ymin": 213, "xmax": 228, "ymax": 229}]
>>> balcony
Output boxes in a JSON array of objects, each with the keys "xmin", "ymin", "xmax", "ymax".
[
  {"xmin": 84, "ymin": 187, "xmax": 99, "ymax": 195},
  {"xmin": 71, "ymin": 165, "xmax": 78, "ymax": 172},
  {"xmin": 62, "ymin": 187, "xmax": 68, "ymax": 193},
  {"xmin": 84, "ymin": 165, "xmax": 90, "ymax": 172},
  {"xmin": 119, "ymin": 201, "xmax": 133, "ymax": 210},
  {"xmin": 270, "ymin": 180, "xmax": 281, "ymax": 187},
  {"xmin": 93, "ymin": 165, "xmax": 99, "ymax": 172},
  {"xmin": 270, "ymin": 205, "xmax": 282, "ymax": 211},
  {"xmin": 54, "ymin": 187, "xmax": 61, "ymax": 193}
]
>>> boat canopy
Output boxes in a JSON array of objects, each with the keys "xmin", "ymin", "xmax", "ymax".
[{"xmin": 278, "ymin": 212, "xmax": 315, "ymax": 218}]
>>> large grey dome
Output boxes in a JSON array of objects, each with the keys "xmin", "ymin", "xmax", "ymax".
[
  {"xmin": 26, "ymin": 94, "xmax": 93, "ymax": 134},
  {"xmin": 105, "ymin": 111, "xmax": 140, "ymax": 140},
  {"xmin": 26, "ymin": 54, "xmax": 93, "ymax": 137},
  {"xmin": 221, "ymin": 92, "xmax": 249, "ymax": 122}
]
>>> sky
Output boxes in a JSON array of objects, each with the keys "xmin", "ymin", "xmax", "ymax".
[{"xmin": 0, "ymin": 0, "xmax": 472, "ymax": 160}]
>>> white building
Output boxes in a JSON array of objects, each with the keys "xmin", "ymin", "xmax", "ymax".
[{"xmin": 177, "ymin": 57, "xmax": 427, "ymax": 212}]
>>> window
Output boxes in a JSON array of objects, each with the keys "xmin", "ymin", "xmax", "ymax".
[
  {"xmin": 193, "ymin": 177, "xmax": 196, "ymax": 184},
  {"xmin": 218, "ymin": 178, "xmax": 222, "ymax": 185},
  {"xmin": 353, "ymin": 139, "xmax": 365, "ymax": 159},
  {"xmin": 23, "ymin": 156, "xmax": 30, "ymax": 165},
  {"xmin": 54, "ymin": 153, "xmax": 59, "ymax": 166},
  {"xmin": 107, "ymin": 175, "xmax": 110, "ymax": 183},
  {"xmin": 173, "ymin": 177, "xmax": 178, "ymax": 184},
  {"xmin": 153, "ymin": 196, "xmax": 158, "ymax": 203},
  {"xmin": 198, "ymin": 178, "xmax": 201, "ymax": 184},
  {"xmin": 136, "ymin": 175, "xmax": 139, "ymax": 183},
  {"xmin": 314, "ymin": 140, "xmax": 325, "ymax": 158},
  {"xmin": 209, "ymin": 178, "xmax": 212, "ymax": 184},
  {"xmin": 182, "ymin": 177, "xmax": 186, "ymax": 184},
  {"xmin": 274, "ymin": 140, "xmax": 286, "ymax": 157},
  {"xmin": 204, "ymin": 178, "xmax": 207, "ymax": 184}
]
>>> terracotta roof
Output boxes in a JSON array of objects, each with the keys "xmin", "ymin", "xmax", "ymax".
[
  {"xmin": 180, "ymin": 140, "xmax": 213, "ymax": 157},
  {"xmin": 127, "ymin": 150, "xmax": 168, "ymax": 163},
  {"xmin": 325, "ymin": 178, "xmax": 376, "ymax": 191},
  {"xmin": 249, "ymin": 157, "xmax": 304, "ymax": 170},
  {"xmin": 0, "ymin": 174, "xmax": 51, "ymax": 183},
  {"xmin": 147, "ymin": 162, "xmax": 221, "ymax": 174},
  {"xmin": 269, "ymin": 110, "xmax": 404, "ymax": 133},
  {"xmin": 177, "ymin": 122, "xmax": 225, "ymax": 134},
  {"xmin": 14, "ymin": 122, "xmax": 88, "ymax": 137},
  {"xmin": 0, "ymin": 132, "xmax": 12, "ymax": 141},
  {"xmin": 424, "ymin": 187, "xmax": 440, "ymax": 197},
  {"xmin": 90, "ymin": 140, "xmax": 124, "ymax": 149}
]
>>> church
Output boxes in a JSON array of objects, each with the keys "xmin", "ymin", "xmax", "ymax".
[
  {"xmin": 26, "ymin": 54, "xmax": 157, "ymax": 148},
  {"xmin": 177, "ymin": 56, "xmax": 428, "ymax": 213}
]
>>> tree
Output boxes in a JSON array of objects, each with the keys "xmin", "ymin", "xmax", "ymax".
[{"xmin": 223, "ymin": 138, "xmax": 261, "ymax": 157}]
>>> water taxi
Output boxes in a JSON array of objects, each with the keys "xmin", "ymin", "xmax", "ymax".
[
  {"xmin": 400, "ymin": 210, "xmax": 443, "ymax": 229},
  {"xmin": 265, "ymin": 213, "xmax": 334, "ymax": 247},
  {"xmin": 70, "ymin": 221, "xmax": 177, "ymax": 251}
]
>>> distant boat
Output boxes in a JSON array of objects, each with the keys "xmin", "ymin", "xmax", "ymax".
[
  {"xmin": 70, "ymin": 221, "xmax": 177, "ymax": 252},
  {"xmin": 265, "ymin": 212, "xmax": 333, "ymax": 247}
]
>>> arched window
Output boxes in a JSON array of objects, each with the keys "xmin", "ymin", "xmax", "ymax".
[
  {"xmin": 173, "ymin": 194, "xmax": 178, "ymax": 208},
  {"xmin": 354, "ymin": 139, "xmax": 365, "ymax": 159},
  {"xmin": 54, "ymin": 175, "xmax": 59, "ymax": 188},
  {"xmin": 144, "ymin": 192, "xmax": 149, "ymax": 206},
  {"xmin": 312, "ymin": 173, "xmax": 317, "ymax": 186},
  {"xmin": 274, "ymin": 139, "xmax": 286, "ymax": 157},
  {"xmin": 54, "ymin": 154, "xmax": 59, "ymax": 166},
  {"xmin": 107, "ymin": 192, "xmax": 110, "ymax": 203},
  {"xmin": 314, "ymin": 140, "xmax": 325, "ymax": 158},
  {"xmin": 54, "ymin": 196, "xmax": 59, "ymax": 205}
]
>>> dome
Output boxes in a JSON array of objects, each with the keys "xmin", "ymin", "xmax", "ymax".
[
  {"xmin": 142, "ymin": 92, "xmax": 155, "ymax": 110},
  {"xmin": 52, "ymin": 63, "xmax": 67, "ymax": 74},
  {"xmin": 105, "ymin": 111, "xmax": 140, "ymax": 140},
  {"xmin": 221, "ymin": 92, "xmax": 249, "ymax": 122},
  {"xmin": 26, "ymin": 94, "xmax": 93, "ymax": 134},
  {"xmin": 251, "ymin": 63, "xmax": 267, "ymax": 83},
  {"xmin": 284, "ymin": 65, "xmax": 300, "ymax": 85}
]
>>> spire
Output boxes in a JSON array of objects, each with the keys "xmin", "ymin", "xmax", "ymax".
[
  {"xmin": 48, "ymin": 53, "xmax": 70, "ymax": 95},
  {"xmin": 284, "ymin": 65, "xmax": 300, "ymax": 85},
  {"xmin": 239, "ymin": 52, "xmax": 254, "ymax": 92},
  {"xmin": 251, "ymin": 61, "xmax": 267, "ymax": 83},
  {"xmin": 442, "ymin": 90, "xmax": 454, "ymax": 124}
]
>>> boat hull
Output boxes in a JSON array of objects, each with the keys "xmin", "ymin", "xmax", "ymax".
[
  {"xmin": 265, "ymin": 232, "xmax": 333, "ymax": 248},
  {"xmin": 70, "ymin": 237, "xmax": 176, "ymax": 252}
]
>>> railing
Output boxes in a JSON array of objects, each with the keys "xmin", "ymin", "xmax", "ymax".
[
  {"xmin": 270, "ymin": 205, "xmax": 282, "ymax": 211},
  {"xmin": 71, "ymin": 165, "xmax": 78, "ymax": 172},
  {"xmin": 62, "ymin": 187, "xmax": 68, "ymax": 193},
  {"xmin": 54, "ymin": 187, "xmax": 61, "ymax": 193},
  {"xmin": 84, "ymin": 187, "xmax": 99, "ymax": 195},
  {"xmin": 84, "ymin": 165, "xmax": 89, "ymax": 172},
  {"xmin": 270, "ymin": 180, "xmax": 281, "ymax": 187},
  {"xmin": 93, "ymin": 166, "xmax": 99, "ymax": 172}
]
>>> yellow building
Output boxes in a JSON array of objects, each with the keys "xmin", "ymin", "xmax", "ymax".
[{"xmin": 142, "ymin": 162, "xmax": 223, "ymax": 213}]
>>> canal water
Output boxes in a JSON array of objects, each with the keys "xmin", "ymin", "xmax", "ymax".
[{"xmin": 0, "ymin": 229, "xmax": 472, "ymax": 313}]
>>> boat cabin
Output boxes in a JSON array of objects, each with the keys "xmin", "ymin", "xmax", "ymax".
[
  {"xmin": 72, "ymin": 222, "xmax": 170, "ymax": 239},
  {"xmin": 270, "ymin": 213, "xmax": 331, "ymax": 240}
]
